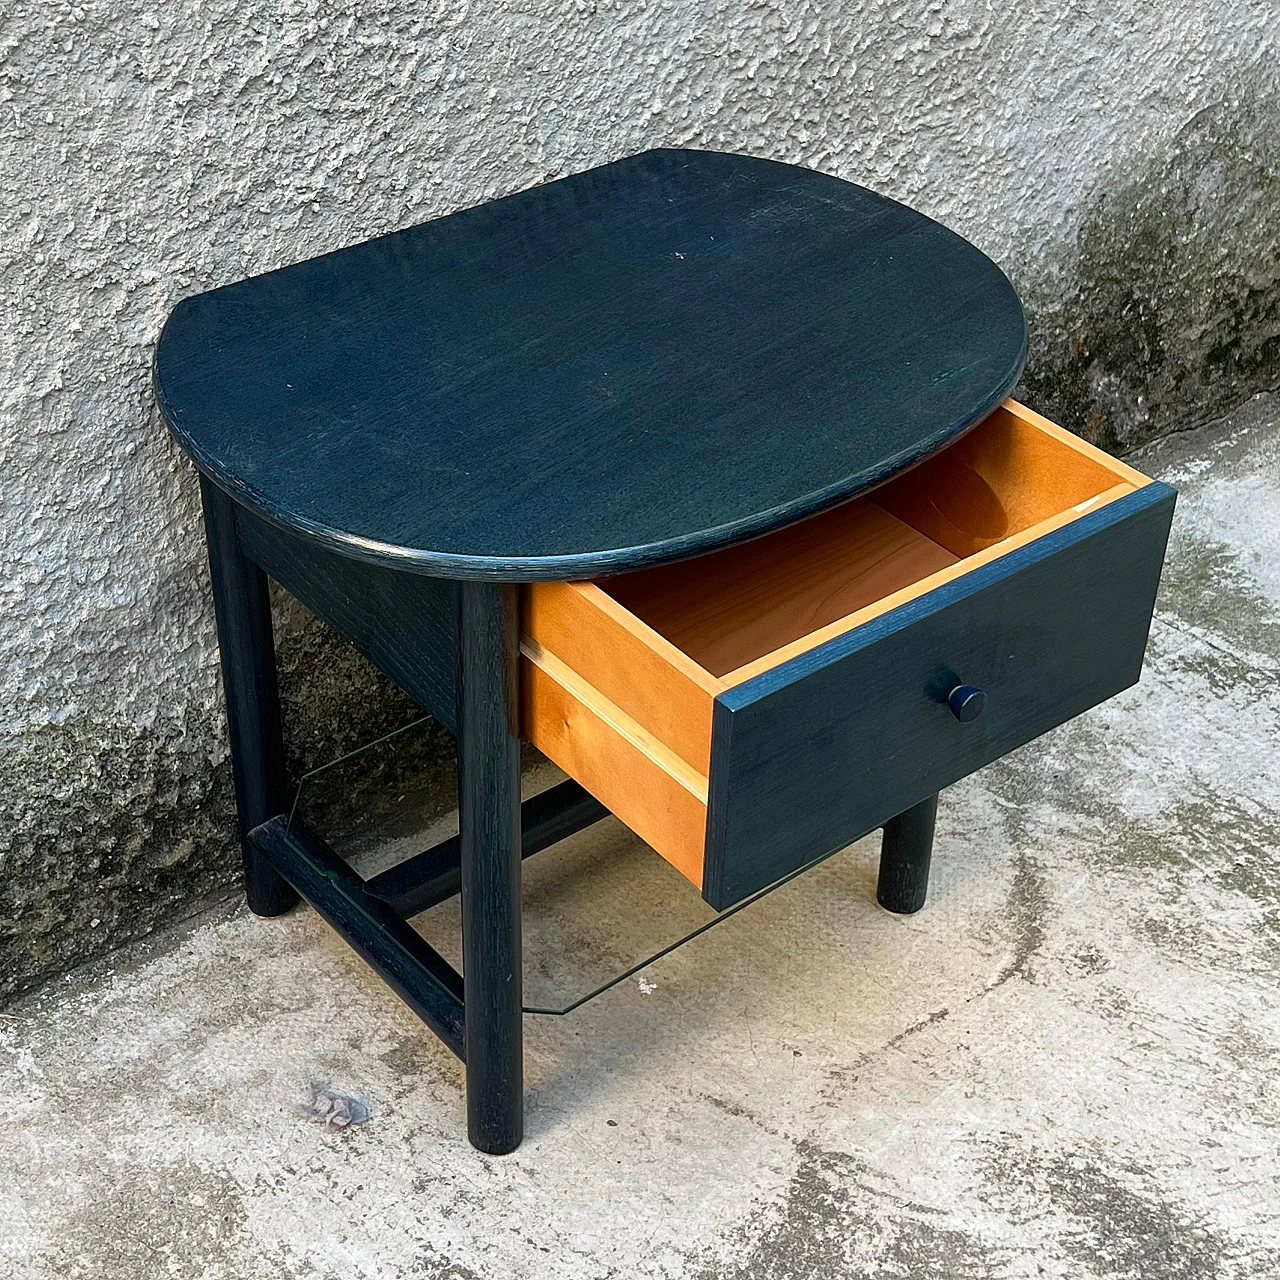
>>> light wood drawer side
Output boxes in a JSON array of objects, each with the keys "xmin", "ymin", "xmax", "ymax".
[{"xmin": 521, "ymin": 641, "xmax": 709, "ymax": 887}]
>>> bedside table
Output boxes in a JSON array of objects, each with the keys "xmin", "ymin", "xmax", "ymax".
[{"xmin": 154, "ymin": 148, "xmax": 1174, "ymax": 1153}]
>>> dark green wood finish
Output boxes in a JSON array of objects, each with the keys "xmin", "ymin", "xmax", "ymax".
[
  {"xmin": 364, "ymin": 780, "xmax": 608, "ymax": 919},
  {"xmin": 151, "ymin": 146, "xmax": 1164, "ymax": 1156},
  {"xmin": 200, "ymin": 477, "xmax": 299, "ymax": 917},
  {"xmin": 233, "ymin": 501, "xmax": 458, "ymax": 731},
  {"xmin": 250, "ymin": 814, "xmax": 466, "ymax": 1058},
  {"xmin": 877, "ymin": 793, "xmax": 939, "ymax": 915},
  {"xmin": 154, "ymin": 148, "xmax": 1027, "ymax": 581},
  {"xmin": 701, "ymin": 483, "xmax": 1177, "ymax": 911},
  {"xmin": 456, "ymin": 581, "xmax": 524, "ymax": 1155}
]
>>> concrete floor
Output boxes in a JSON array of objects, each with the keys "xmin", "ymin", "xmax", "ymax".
[{"xmin": 4, "ymin": 397, "xmax": 1280, "ymax": 1280}]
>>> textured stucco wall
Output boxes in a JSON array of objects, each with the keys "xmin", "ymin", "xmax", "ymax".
[{"xmin": 2, "ymin": 0, "xmax": 1278, "ymax": 1001}]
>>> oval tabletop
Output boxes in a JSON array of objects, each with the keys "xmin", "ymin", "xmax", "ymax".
[{"xmin": 155, "ymin": 148, "xmax": 1027, "ymax": 581}]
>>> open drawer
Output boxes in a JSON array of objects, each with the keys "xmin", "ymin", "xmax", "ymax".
[{"xmin": 521, "ymin": 399, "xmax": 1175, "ymax": 909}]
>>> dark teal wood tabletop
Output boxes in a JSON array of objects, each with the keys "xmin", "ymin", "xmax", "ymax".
[{"xmin": 155, "ymin": 148, "xmax": 1027, "ymax": 581}]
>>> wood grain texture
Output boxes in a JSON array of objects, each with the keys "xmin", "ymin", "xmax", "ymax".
[
  {"xmin": 873, "ymin": 399, "xmax": 1130, "ymax": 557},
  {"xmin": 233, "ymin": 500, "xmax": 459, "ymax": 730},
  {"xmin": 250, "ymin": 814, "xmax": 466, "ymax": 1058},
  {"xmin": 456, "ymin": 581, "xmax": 523, "ymax": 1154},
  {"xmin": 200, "ymin": 477, "xmax": 298, "ymax": 917},
  {"xmin": 522, "ymin": 581, "xmax": 720, "ymax": 773},
  {"xmin": 155, "ymin": 148, "xmax": 1026, "ymax": 581},
  {"xmin": 605, "ymin": 498, "xmax": 958, "ymax": 678},
  {"xmin": 719, "ymin": 483, "xmax": 1138, "ymax": 685},
  {"xmin": 1000, "ymin": 398, "xmax": 1154, "ymax": 489},
  {"xmin": 700, "ymin": 482, "xmax": 1176, "ymax": 910},
  {"xmin": 601, "ymin": 398, "xmax": 1145, "ymax": 682},
  {"xmin": 520, "ymin": 643, "xmax": 707, "ymax": 886}
]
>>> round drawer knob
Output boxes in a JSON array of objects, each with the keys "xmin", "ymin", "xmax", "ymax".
[{"xmin": 948, "ymin": 685, "xmax": 986, "ymax": 723}]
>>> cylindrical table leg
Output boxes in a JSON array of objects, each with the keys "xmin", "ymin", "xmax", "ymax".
[
  {"xmin": 200, "ymin": 476, "xmax": 298, "ymax": 917},
  {"xmin": 457, "ymin": 581, "xmax": 523, "ymax": 1155},
  {"xmin": 877, "ymin": 793, "xmax": 939, "ymax": 915}
]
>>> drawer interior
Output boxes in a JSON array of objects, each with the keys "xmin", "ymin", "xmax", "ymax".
[{"xmin": 601, "ymin": 400, "xmax": 1145, "ymax": 681}]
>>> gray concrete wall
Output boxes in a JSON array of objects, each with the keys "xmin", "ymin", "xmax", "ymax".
[{"xmin": 2, "ymin": 0, "xmax": 1278, "ymax": 1001}]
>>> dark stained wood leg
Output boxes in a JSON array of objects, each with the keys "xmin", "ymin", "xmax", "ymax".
[
  {"xmin": 457, "ymin": 581, "xmax": 523, "ymax": 1154},
  {"xmin": 877, "ymin": 793, "xmax": 938, "ymax": 915},
  {"xmin": 200, "ymin": 475, "xmax": 299, "ymax": 918}
]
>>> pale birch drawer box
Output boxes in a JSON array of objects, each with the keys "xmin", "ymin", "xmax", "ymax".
[{"xmin": 523, "ymin": 398, "xmax": 1172, "ymax": 911}]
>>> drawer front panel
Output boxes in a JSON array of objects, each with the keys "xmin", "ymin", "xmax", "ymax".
[{"xmin": 702, "ymin": 482, "xmax": 1175, "ymax": 909}]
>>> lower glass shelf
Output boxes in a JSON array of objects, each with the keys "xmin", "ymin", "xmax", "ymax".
[{"xmin": 285, "ymin": 718, "xmax": 857, "ymax": 1016}]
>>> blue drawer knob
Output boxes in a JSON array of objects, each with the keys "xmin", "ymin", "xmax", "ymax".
[{"xmin": 948, "ymin": 685, "xmax": 986, "ymax": 723}]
